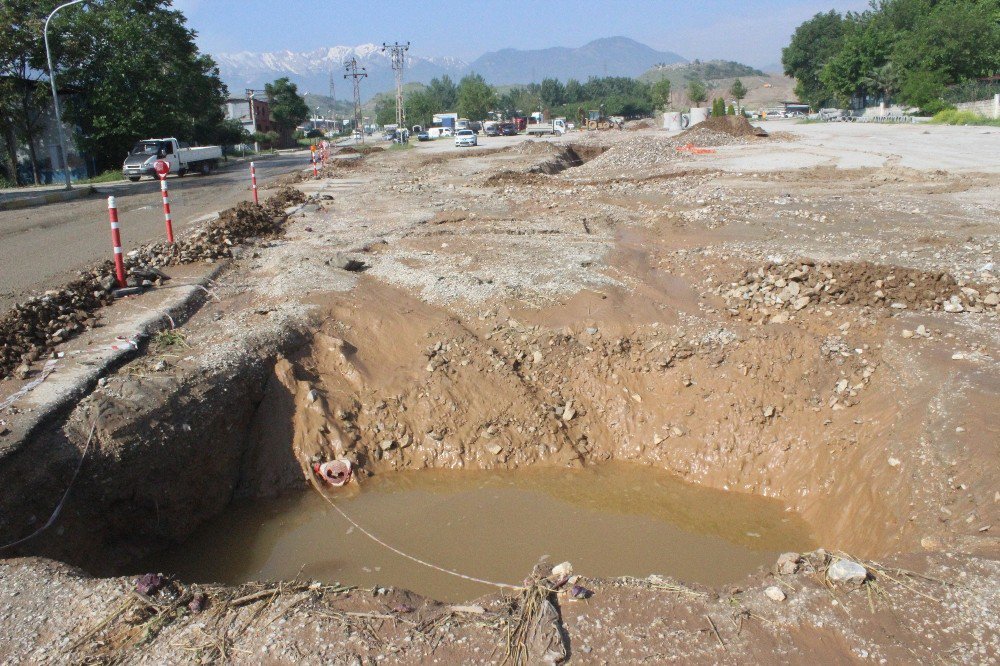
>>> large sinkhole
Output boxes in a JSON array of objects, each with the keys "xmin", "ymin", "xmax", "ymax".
[{"xmin": 7, "ymin": 282, "xmax": 880, "ymax": 603}]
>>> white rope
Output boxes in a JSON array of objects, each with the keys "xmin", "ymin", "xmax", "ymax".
[
  {"xmin": 312, "ymin": 484, "xmax": 521, "ymax": 591},
  {"xmin": 0, "ymin": 419, "xmax": 98, "ymax": 551}
]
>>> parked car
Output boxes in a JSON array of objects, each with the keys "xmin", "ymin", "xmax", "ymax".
[
  {"xmin": 417, "ymin": 131, "xmax": 431, "ymax": 141},
  {"xmin": 500, "ymin": 123, "xmax": 518, "ymax": 136},
  {"xmin": 455, "ymin": 129, "xmax": 478, "ymax": 147}
]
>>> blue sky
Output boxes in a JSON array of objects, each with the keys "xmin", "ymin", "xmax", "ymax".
[{"xmin": 172, "ymin": 0, "xmax": 870, "ymax": 69}]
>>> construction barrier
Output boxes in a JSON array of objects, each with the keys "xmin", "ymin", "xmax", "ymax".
[
  {"xmin": 107, "ymin": 196, "xmax": 127, "ymax": 288},
  {"xmin": 159, "ymin": 176, "xmax": 175, "ymax": 244},
  {"xmin": 250, "ymin": 161, "xmax": 259, "ymax": 205}
]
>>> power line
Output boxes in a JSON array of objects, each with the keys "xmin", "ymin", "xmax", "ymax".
[
  {"xmin": 382, "ymin": 41, "xmax": 410, "ymax": 128},
  {"xmin": 343, "ymin": 57, "xmax": 367, "ymax": 143}
]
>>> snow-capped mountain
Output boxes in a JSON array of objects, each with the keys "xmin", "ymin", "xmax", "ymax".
[
  {"xmin": 213, "ymin": 44, "xmax": 467, "ymax": 100},
  {"xmin": 213, "ymin": 38, "xmax": 687, "ymax": 101}
]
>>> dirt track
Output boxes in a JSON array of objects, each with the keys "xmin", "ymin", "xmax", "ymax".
[{"xmin": 0, "ymin": 123, "xmax": 998, "ymax": 663}]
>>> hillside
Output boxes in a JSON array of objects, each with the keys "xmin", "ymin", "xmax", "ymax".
[
  {"xmin": 469, "ymin": 37, "xmax": 685, "ymax": 85},
  {"xmin": 639, "ymin": 60, "xmax": 765, "ymax": 87}
]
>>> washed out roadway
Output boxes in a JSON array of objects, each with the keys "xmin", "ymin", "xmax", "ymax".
[{"xmin": 0, "ymin": 151, "xmax": 311, "ymax": 311}]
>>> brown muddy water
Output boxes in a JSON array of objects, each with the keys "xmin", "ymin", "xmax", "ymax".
[{"xmin": 140, "ymin": 463, "xmax": 815, "ymax": 602}]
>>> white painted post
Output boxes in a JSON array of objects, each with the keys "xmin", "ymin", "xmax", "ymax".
[{"xmin": 993, "ymin": 94, "xmax": 999, "ymax": 120}]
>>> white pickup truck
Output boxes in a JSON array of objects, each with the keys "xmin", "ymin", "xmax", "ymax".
[
  {"xmin": 525, "ymin": 118, "xmax": 567, "ymax": 136},
  {"xmin": 122, "ymin": 138, "xmax": 222, "ymax": 181}
]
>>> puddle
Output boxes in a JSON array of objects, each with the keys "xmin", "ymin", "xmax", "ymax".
[{"xmin": 140, "ymin": 463, "xmax": 814, "ymax": 602}]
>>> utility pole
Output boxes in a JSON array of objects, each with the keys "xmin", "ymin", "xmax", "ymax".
[
  {"xmin": 382, "ymin": 41, "xmax": 410, "ymax": 128},
  {"xmin": 329, "ymin": 70, "xmax": 337, "ymax": 128},
  {"xmin": 344, "ymin": 57, "xmax": 367, "ymax": 143}
]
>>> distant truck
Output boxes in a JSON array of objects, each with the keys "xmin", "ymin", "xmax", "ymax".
[
  {"xmin": 123, "ymin": 138, "xmax": 222, "ymax": 181},
  {"xmin": 525, "ymin": 118, "xmax": 567, "ymax": 136}
]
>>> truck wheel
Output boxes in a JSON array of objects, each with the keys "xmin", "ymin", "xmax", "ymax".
[
  {"xmin": 128, "ymin": 176, "xmax": 140, "ymax": 182},
  {"xmin": 177, "ymin": 168, "xmax": 186, "ymax": 177},
  {"xmin": 200, "ymin": 162, "xmax": 211, "ymax": 175}
]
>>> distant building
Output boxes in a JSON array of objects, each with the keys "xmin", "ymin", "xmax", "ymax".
[{"xmin": 223, "ymin": 97, "xmax": 273, "ymax": 135}]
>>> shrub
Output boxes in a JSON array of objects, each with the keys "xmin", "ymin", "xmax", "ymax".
[{"xmin": 931, "ymin": 109, "xmax": 1000, "ymax": 127}]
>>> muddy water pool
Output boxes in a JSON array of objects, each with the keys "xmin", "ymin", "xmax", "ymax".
[{"xmin": 142, "ymin": 463, "xmax": 814, "ymax": 601}]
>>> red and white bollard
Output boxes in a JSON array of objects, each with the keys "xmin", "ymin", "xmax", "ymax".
[
  {"xmin": 107, "ymin": 196, "xmax": 127, "ymax": 288},
  {"xmin": 311, "ymin": 147, "xmax": 318, "ymax": 179},
  {"xmin": 159, "ymin": 176, "xmax": 175, "ymax": 244},
  {"xmin": 250, "ymin": 161, "xmax": 259, "ymax": 205}
]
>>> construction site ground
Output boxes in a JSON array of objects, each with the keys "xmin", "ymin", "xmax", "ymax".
[{"xmin": 0, "ymin": 119, "xmax": 998, "ymax": 664}]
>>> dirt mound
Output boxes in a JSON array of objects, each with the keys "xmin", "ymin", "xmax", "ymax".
[
  {"xmin": 261, "ymin": 186, "xmax": 307, "ymax": 217},
  {"xmin": 502, "ymin": 140, "xmax": 565, "ymax": 157},
  {"xmin": 720, "ymin": 259, "xmax": 997, "ymax": 320},
  {"xmin": 624, "ymin": 118, "xmax": 658, "ymax": 131},
  {"xmin": 687, "ymin": 114, "xmax": 768, "ymax": 138},
  {"xmin": 337, "ymin": 145, "xmax": 384, "ymax": 155},
  {"xmin": 569, "ymin": 137, "xmax": 682, "ymax": 175}
]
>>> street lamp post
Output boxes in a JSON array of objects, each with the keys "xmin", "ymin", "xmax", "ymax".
[{"xmin": 44, "ymin": 0, "xmax": 88, "ymax": 190}]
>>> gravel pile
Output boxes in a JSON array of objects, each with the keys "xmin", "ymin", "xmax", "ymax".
[
  {"xmin": 624, "ymin": 118, "xmax": 658, "ymax": 131},
  {"xmin": 687, "ymin": 115, "xmax": 767, "ymax": 138},
  {"xmin": 720, "ymin": 259, "xmax": 999, "ymax": 321}
]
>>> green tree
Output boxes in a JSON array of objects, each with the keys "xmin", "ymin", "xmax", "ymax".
[
  {"xmin": 57, "ymin": 0, "xmax": 228, "ymax": 171},
  {"xmin": 427, "ymin": 75, "xmax": 458, "ymax": 110},
  {"xmin": 265, "ymin": 77, "xmax": 309, "ymax": 146},
  {"xmin": 456, "ymin": 73, "xmax": 495, "ymax": 120},
  {"xmin": 651, "ymin": 78, "xmax": 671, "ymax": 110},
  {"xmin": 564, "ymin": 78, "xmax": 584, "ymax": 103},
  {"xmin": 404, "ymin": 90, "xmax": 438, "ymax": 128},
  {"xmin": 0, "ymin": 0, "xmax": 60, "ymax": 184},
  {"xmin": 729, "ymin": 78, "xmax": 748, "ymax": 110},
  {"xmin": 539, "ymin": 78, "xmax": 565, "ymax": 107},
  {"xmin": 687, "ymin": 79, "xmax": 707, "ymax": 107},
  {"xmin": 374, "ymin": 94, "xmax": 396, "ymax": 126},
  {"xmin": 782, "ymin": 10, "xmax": 846, "ymax": 109}
]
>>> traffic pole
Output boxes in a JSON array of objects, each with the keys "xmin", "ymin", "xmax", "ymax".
[
  {"xmin": 107, "ymin": 196, "xmax": 127, "ymax": 288},
  {"xmin": 159, "ymin": 175, "xmax": 175, "ymax": 243},
  {"xmin": 250, "ymin": 161, "xmax": 259, "ymax": 204},
  {"xmin": 311, "ymin": 145, "xmax": 318, "ymax": 178}
]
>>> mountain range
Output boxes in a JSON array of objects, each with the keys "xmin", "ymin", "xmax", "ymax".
[{"xmin": 213, "ymin": 37, "xmax": 687, "ymax": 101}]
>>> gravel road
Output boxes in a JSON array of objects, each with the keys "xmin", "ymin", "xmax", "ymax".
[{"xmin": 0, "ymin": 151, "xmax": 311, "ymax": 310}]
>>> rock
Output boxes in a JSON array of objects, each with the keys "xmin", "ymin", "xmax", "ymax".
[
  {"xmin": 135, "ymin": 573, "xmax": 165, "ymax": 595},
  {"xmin": 826, "ymin": 558, "xmax": 868, "ymax": 586},
  {"xmin": 379, "ymin": 439, "xmax": 395, "ymax": 451},
  {"xmin": 776, "ymin": 552, "xmax": 801, "ymax": 575},
  {"xmin": 943, "ymin": 297, "xmax": 964, "ymax": 313},
  {"xmin": 888, "ymin": 456, "xmax": 901, "ymax": 467},
  {"xmin": 329, "ymin": 253, "xmax": 368, "ymax": 272},
  {"xmin": 763, "ymin": 405, "xmax": 776, "ymax": 418},
  {"xmin": 901, "ymin": 329, "xmax": 914, "ymax": 339},
  {"xmin": 562, "ymin": 401, "xmax": 576, "ymax": 421},
  {"xmin": 985, "ymin": 293, "xmax": 999, "ymax": 307},
  {"xmin": 487, "ymin": 443, "xmax": 503, "ymax": 456},
  {"xmin": 14, "ymin": 363, "xmax": 32, "ymax": 380},
  {"xmin": 792, "ymin": 296, "xmax": 810, "ymax": 311},
  {"xmin": 551, "ymin": 561, "xmax": 573, "ymax": 579},
  {"xmin": 764, "ymin": 586, "xmax": 786, "ymax": 602},
  {"xmin": 916, "ymin": 324, "xmax": 929, "ymax": 337}
]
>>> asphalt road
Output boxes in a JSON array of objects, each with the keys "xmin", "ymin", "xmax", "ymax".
[{"xmin": 0, "ymin": 152, "xmax": 310, "ymax": 311}]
